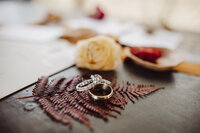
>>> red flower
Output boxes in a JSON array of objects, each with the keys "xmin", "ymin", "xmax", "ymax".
[
  {"xmin": 89, "ymin": 6, "xmax": 105, "ymax": 20},
  {"xmin": 130, "ymin": 46, "xmax": 162, "ymax": 63}
]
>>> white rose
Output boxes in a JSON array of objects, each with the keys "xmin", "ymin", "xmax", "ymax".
[{"xmin": 75, "ymin": 35, "xmax": 122, "ymax": 70}]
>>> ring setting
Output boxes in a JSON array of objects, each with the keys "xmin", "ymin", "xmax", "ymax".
[{"xmin": 76, "ymin": 74, "xmax": 113, "ymax": 100}]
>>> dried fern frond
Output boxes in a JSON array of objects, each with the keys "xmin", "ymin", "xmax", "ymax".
[{"xmin": 30, "ymin": 74, "xmax": 164, "ymax": 131}]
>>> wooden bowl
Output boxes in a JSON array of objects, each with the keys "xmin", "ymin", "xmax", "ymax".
[{"xmin": 123, "ymin": 47, "xmax": 184, "ymax": 71}]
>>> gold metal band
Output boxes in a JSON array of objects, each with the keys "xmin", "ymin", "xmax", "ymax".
[{"xmin": 88, "ymin": 83, "xmax": 113, "ymax": 100}]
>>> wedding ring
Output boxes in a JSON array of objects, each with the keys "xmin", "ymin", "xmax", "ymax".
[
  {"xmin": 88, "ymin": 83, "xmax": 113, "ymax": 100},
  {"xmin": 76, "ymin": 74, "xmax": 111, "ymax": 92}
]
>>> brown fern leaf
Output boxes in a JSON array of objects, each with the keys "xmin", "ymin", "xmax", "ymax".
[
  {"xmin": 117, "ymin": 81, "xmax": 124, "ymax": 91},
  {"xmin": 135, "ymin": 85, "xmax": 164, "ymax": 96},
  {"xmin": 38, "ymin": 97, "xmax": 72, "ymax": 128},
  {"xmin": 77, "ymin": 91, "xmax": 117, "ymax": 118},
  {"xmin": 119, "ymin": 92, "xmax": 128, "ymax": 104},
  {"xmin": 77, "ymin": 91, "xmax": 92, "ymax": 102},
  {"xmin": 94, "ymin": 101, "xmax": 118, "ymax": 118},
  {"xmin": 126, "ymin": 92, "xmax": 135, "ymax": 103},
  {"xmin": 58, "ymin": 78, "xmax": 73, "ymax": 92},
  {"xmin": 71, "ymin": 90, "xmax": 108, "ymax": 119},
  {"xmin": 108, "ymin": 92, "xmax": 123, "ymax": 107},
  {"xmin": 113, "ymin": 83, "xmax": 121, "ymax": 91},
  {"xmin": 126, "ymin": 83, "xmax": 140, "ymax": 98},
  {"xmin": 61, "ymin": 105, "xmax": 93, "ymax": 131},
  {"xmin": 61, "ymin": 92, "xmax": 89, "ymax": 114},
  {"xmin": 115, "ymin": 81, "xmax": 128, "ymax": 104},
  {"xmin": 44, "ymin": 77, "xmax": 65, "ymax": 95},
  {"xmin": 79, "ymin": 91, "xmax": 117, "ymax": 117},
  {"xmin": 75, "ymin": 103, "xmax": 89, "ymax": 114},
  {"xmin": 31, "ymin": 74, "xmax": 164, "ymax": 131},
  {"xmin": 115, "ymin": 91, "xmax": 126, "ymax": 109},
  {"xmin": 67, "ymin": 75, "xmax": 82, "ymax": 92},
  {"xmin": 32, "ymin": 76, "xmax": 48, "ymax": 96},
  {"xmin": 110, "ymin": 77, "xmax": 117, "ymax": 87},
  {"xmin": 125, "ymin": 82, "xmax": 136, "ymax": 103},
  {"xmin": 61, "ymin": 91, "xmax": 76, "ymax": 103},
  {"xmin": 77, "ymin": 93, "xmax": 117, "ymax": 119},
  {"xmin": 79, "ymin": 99, "xmax": 108, "ymax": 120},
  {"xmin": 103, "ymin": 109, "xmax": 117, "ymax": 118},
  {"xmin": 50, "ymin": 94, "xmax": 63, "ymax": 105},
  {"xmin": 104, "ymin": 103, "xmax": 121, "ymax": 114},
  {"xmin": 51, "ymin": 91, "xmax": 89, "ymax": 114}
]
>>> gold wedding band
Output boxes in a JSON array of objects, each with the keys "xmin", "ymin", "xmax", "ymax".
[{"xmin": 88, "ymin": 83, "xmax": 113, "ymax": 100}]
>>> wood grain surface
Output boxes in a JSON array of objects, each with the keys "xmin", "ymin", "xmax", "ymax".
[{"xmin": 0, "ymin": 32, "xmax": 200, "ymax": 133}]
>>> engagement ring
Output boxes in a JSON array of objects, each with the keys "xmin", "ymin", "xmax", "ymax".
[{"xmin": 76, "ymin": 74, "xmax": 111, "ymax": 92}]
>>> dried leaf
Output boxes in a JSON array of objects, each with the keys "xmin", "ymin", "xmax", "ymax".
[
  {"xmin": 61, "ymin": 105, "xmax": 93, "ymax": 131},
  {"xmin": 58, "ymin": 78, "xmax": 73, "ymax": 92},
  {"xmin": 30, "ymin": 74, "xmax": 164, "ymax": 131},
  {"xmin": 32, "ymin": 76, "xmax": 48, "ymax": 96},
  {"xmin": 135, "ymin": 85, "xmax": 164, "ymax": 96},
  {"xmin": 45, "ymin": 77, "xmax": 65, "ymax": 95},
  {"xmin": 67, "ymin": 75, "xmax": 82, "ymax": 92},
  {"xmin": 38, "ymin": 97, "xmax": 72, "ymax": 128}
]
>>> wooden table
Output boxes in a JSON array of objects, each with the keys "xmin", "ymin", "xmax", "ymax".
[{"xmin": 0, "ymin": 32, "xmax": 200, "ymax": 133}]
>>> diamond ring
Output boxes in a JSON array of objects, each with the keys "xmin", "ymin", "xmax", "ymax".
[{"xmin": 76, "ymin": 74, "xmax": 111, "ymax": 92}]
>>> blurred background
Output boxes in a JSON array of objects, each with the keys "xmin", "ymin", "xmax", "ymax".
[{"xmin": 0, "ymin": 0, "xmax": 200, "ymax": 32}]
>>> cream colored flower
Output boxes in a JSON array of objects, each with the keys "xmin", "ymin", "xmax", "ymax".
[{"xmin": 76, "ymin": 35, "xmax": 122, "ymax": 70}]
